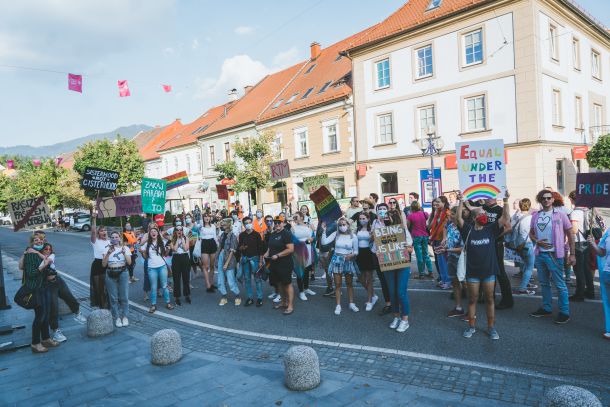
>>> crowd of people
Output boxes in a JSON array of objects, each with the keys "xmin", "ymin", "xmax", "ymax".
[{"xmin": 18, "ymin": 187, "xmax": 610, "ymax": 353}]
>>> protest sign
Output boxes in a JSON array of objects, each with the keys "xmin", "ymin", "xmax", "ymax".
[
  {"xmin": 96, "ymin": 195, "xmax": 143, "ymax": 218},
  {"xmin": 81, "ymin": 167, "xmax": 120, "ymax": 192},
  {"xmin": 303, "ymin": 174, "xmax": 329, "ymax": 194},
  {"xmin": 9, "ymin": 196, "xmax": 52, "ymax": 232},
  {"xmin": 575, "ymin": 172, "xmax": 610, "ymax": 208},
  {"xmin": 270, "ymin": 160, "xmax": 290, "ymax": 181},
  {"xmin": 141, "ymin": 178, "xmax": 166, "ymax": 214},
  {"xmin": 373, "ymin": 223, "xmax": 410, "ymax": 272},
  {"xmin": 163, "ymin": 171, "xmax": 189, "ymax": 190},
  {"xmin": 216, "ymin": 184, "xmax": 228, "ymax": 200},
  {"xmin": 262, "ymin": 202, "xmax": 282, "ymax": 217},
  {"xmin": 455, "ymin": 139, "xmax": 506, "ymax": 200},
  {"xmin": 309, "ymin": 186, "xmax": 342, "ymax": 225}
]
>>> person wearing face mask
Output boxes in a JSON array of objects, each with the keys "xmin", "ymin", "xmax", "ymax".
[
  {"xmin": 193, "ymin": 205, "xmax": 202, "ymax": 224},
  {"xmin": 356, "ymin": 212, "xmax": 378, "ymax": 311},
  {"xmin": 291, "ymin": 211, "xmax": 316, "ymax": 301},
  {"xmin": 230, "ymin": 210, "xmax": 243, "ymax": 237},
  {"xmin": 171, "ymin": 225, "xmax": 191, "ymax": 305},
  {"xmin": 371, "ymin": 204, "xmax": 392, "ymax": 315},
  {"xmin": 239, "ymin": 217, "xmax": 266, "ymax": 306},
  {"xmin": 321, "ymin": 216, "xmax": 360, "ymax": 315},
  {"xmin": 90, "ymin": 210, "xmax": 110, "ymax": 309},
  {"xmin": 456, "ymin": 191, "xmax": 511, "ymax": 340},
  {"xmin": 265, "ymin": 217, "xmax": 295, "ymax": 314},
  {"xmin": 123, "ymin": 223, "xmax": 139, "ymax": 283},
  {"xmin": 216, "ymin": 219, "xmax": 241, "ymax": 306},
  {"xmin": 102, "ymin": 232, "xmax": 132, "ymax": 328},
  {"xmin": 252, "ymin": 209, "xmax": 267, "ymax": 238},
  {"xmin": 199, "ymin": 213, "xmax": 218, "ymax": 293}
]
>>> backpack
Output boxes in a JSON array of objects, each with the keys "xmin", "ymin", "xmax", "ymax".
[{"xmin": 504, "ymin": 215, "xmax": 528, "ymax": 250}]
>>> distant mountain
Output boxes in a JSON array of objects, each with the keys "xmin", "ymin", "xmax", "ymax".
[{"xmin": 0, "ymin": 124, "xmax": 153, "ymax": 157}]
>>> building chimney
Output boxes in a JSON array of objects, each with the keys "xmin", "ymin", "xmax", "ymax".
[
  {"xmin": 228, "ymin": 88, "xmax": 238, "ymax": 101},
  {"xmin": 244, "ymin": 85, "xmax": 253, "ymax": 94},
  {"xmin": 310, "ymin": 42, "xmax": 321, "ymax": 60}
]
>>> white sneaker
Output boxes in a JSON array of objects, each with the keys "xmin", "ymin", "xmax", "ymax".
[
  {"xmin": 396, "ymin": 320, "xmax": 410, "ymax": 333},
  {"xmin": 365, "ymin": 302, "xmax": 373, "ymax": 312},
  {"xmin": 334, "ymin": 305, "xmax": 341, "ymax": 315},
  {"xmin": 371, "ymin": 295, "xmax": 379, "ymax": 307},
  {"xmin": 268, "ymin": 293, "xmax": 277, "ymax": 299},
  {"xmin": 121, "ymin": 317, "xmax": 129, "ymax": 327},
  {"xmin": 273, "ymin": 295, "xmax": 282, "ymax": 303},
  {"xmin": 74, "ymin": 312, "xmax": 87, "ymax": 324},
  {"xmin": 299, "ymin": 292, "xmax": 308, "ymax": 301},
  {"xmin": 389, "ymin": 317, "xmax": 400, "ymax": 329},
  {"xmin": 52, "ymin": 329, "xmax": 67, "ymax": 342},
  {"xmin": 349, "ymin": 303, "xmax": 359, "ymax": 312},
  {"xmin": 115, "ymin": 318, "xmax": 123, "ymax": 328},
  {"xmin": 304, "ymin": 289, "xmax": 316, "ymax": 296}
]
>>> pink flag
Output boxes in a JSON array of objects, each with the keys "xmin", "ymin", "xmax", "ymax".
[
  {"xmin": 118, "ymin": 80, "xmax": 131, "ymax": 97},
  {"xmin": 68, "ymin": 73, "xmax": 82, "ymax": 93},
  {"xmin": 162, "ymin": 84, "xmax": 172, "ymax": 93},
  {"xmin": 55, "ymin": 157, "xmax": 63, "ymax": 166},
  {"xmin": 32, "ymin": 159, "xmax": 41, "ymax": 167},
  {"xmin": 6, "ymin": 160, "xmax": 14, "ymax": 169}
]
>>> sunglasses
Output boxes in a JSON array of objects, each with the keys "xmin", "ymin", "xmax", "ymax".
[
  {"xmin": 176, "ymin": 227, "xmax": 183, "ymax": 231},
  {"xmin": 541, "ymin": 196, "xmax": 553, "ymax": 201},
  {"xmin": 273, "ymin": 220, "xmax": 282, "ymax": 225},
  {"xmin": 389, "ymin": 201, "xmax": 397, "ymax": 204}
]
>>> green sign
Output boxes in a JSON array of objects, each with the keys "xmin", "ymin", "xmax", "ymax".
[
  {"xmin": 141, "ymin": 178, "xmax": 167, "ymax": 214},
  {"xmin": 303, "ymin": 174, "xmax": 329, "ymax": 195}
]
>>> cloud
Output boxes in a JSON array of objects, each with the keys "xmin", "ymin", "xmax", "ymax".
[
  {"xmin": 234, "ymin": 26, "xmax": 254, "ymax": 35},
  {"xmin": 163, "ymin": 47, "xmax": 175, "ymax": 56},
  {"xmin": 192, "ymin": 38, "xmax": 200, "ymax": 50},
  {"xmin": 272, "ymin": 47, "xmax": 300, "ymax": 69}
]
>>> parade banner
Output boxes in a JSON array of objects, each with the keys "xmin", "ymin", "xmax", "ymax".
[
  {"xmin": 575, "ymin": 172, "xmax": 610, "ymax": 208},
  {"xmin": 455, "ymin": 139, "xmax": 506, "ymax": 200},
  {"xmin": 81, "ymin": 167, "xmax": 120, "ymax": 192},
  {"xmin": 141, "ymin": 178, "xmax": 166, "ymax": 214},
  {"xmin": 373, "ymin": 223, "xmax": 410, "ymax": 272},
  {"xmin": 216, "ymin": 184, "xmax": 228, "ymax": 200},
  {"xmin": 270, "ymin": 160, "xmax": 290, "ymax": 181},
  {"xmin": 303, "ymin": 174, "xmax": 329, "ymax": 194},
  {"xmin": 297, "ymin": 200, "xmax": 318, "ymax": 219},
  {"xmin": 163, "ymin": 171, "xmax": 189, "ymax": 190},
  {"xmin": 9, "ymin": 196, "xmax": 52, "ymax": 232},
  {"xmin": 96, "ymin": 195, "xmax": 143, "ymax": 218},
  {"xmin": 309, "ymin": 186, "xmax": 342, "ymax": 225}
]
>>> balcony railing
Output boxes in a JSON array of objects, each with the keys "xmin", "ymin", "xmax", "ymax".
[{"xmin": 589, "ymin": 125, "xmax": 610, "ymax": 144}]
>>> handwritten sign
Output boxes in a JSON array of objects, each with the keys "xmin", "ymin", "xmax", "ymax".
[
  {"xmin": 141, "ymin": 178, "xmax": 166, "ymax": 214},
  {"xmin": 9, "ymin": 196, "xmax": 52, "ymax": 232},
  {"xmin": 575, "ymin": 172, "xmax": 610, "ymax": 208},
  {"xmin": 303, "ymin": 174, "xmax": 329, "ymax": 195},
  {"xmin": 373, "ymin": 223, "xmax": 410, "ymax": 272},
  {"xmin": 309, "ymin": 186, "xmax": 342, "ymax": 225},
  {"xmin": 455, "ymin": 139, "xmax": 506, "ymax": 200},
  {"xmin": 270, "ymin": 160, "xmax": 290, "ymax": 181},
  {"xmin": 96, "ymin": 195, "xmax": 143, "ymax": 218},
  {"xmin": 81, "ymin": 167, "xmax": 119, "ymax": 192}
]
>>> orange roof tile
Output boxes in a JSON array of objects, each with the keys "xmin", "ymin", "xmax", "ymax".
[
  {"xmin": 140, "ymin": 119, "xmax": 184, "ymax": 161},
  {"xmin": 132, "ymin": 126, "xmax": 166, "ymax": 151}
]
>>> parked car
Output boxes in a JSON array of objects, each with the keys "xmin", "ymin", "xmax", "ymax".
[
  {"xmin": 0, "ymin": 215, "xmax": 12, "ymax": 225},
  {"xmin": 71, "ymin": 214, "xmax": 91, "ymax": 231}
]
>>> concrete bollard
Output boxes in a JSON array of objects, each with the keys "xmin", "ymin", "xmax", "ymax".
[
  {"xmin": 151, "ymin": 329, "xmax": 182, "ymax": 366},
  {"xmin": 86, "ymin": 309, "xmax": 114, "ymax": 337},
  {"xmin": 283, "ymin": 345, "xmax": 320, "ymax": 391},
  {"xmin": 544, "ymin": 385, "xmax": 602, "ymax": 407}
]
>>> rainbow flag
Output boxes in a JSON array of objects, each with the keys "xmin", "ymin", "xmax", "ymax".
[
  {"xmin": 163, "ymin": 171, "xmax": 189, "ymax": 190},
  {"xmin": 309, "ymin": 186, "xmax": 342, "ymax": 225}
]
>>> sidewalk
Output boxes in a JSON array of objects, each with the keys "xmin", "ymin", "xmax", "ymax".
[{"xmin": 0, "ymin": 254, "xmax": 607, "ymax": 407}]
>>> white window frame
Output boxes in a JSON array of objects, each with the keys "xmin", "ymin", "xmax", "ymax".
[
  {"xmin": 293, "ymin": 127, "xmax": 309, "ymax": 158},
  {"xmin": 376, "ymin": 113, "xmax": 394, "ymax": 145},
  {"xmin": 593, "ymin": 103, "xmax": 603, "ymax": 128},
  {"xmin": 549, "ymin": 23, "xmax": 559, "ymax": 61},
  {"xmin": 322, "ymin": 119, "xmax": 340, "ymax": 153},
  {"xmin": 186, "ymin": 154, "xmax": 191, "ymax": 174},
  {"xmin": 464, "ymin": 95, "xmax": 487, "ymax": 132},
  {"xmin": 463, "ymin": 29, "xmax": 484, "ymax": 66},
  {"xmin": 273, "ymin": 133, "xmax": 283, "ymax": 159},
  {"xmin": 375, "ymin": 58, "xmax": 391, "ymax": 90},
  {"xmin": 572, "ymin": 37, "xmax": 581, "ymax": 71},
  {"xmin": 196, "ymin": 152, "xmax": 202, "ymax": 171},
  {"xmin": 224, "ymin": 142, "xmax": 231, "ymax": 161},
  {"xmin": 209, "ymin": 145, "xmax": 215, "ymax": 167},
  {"xmin": 418, "ymin": 105, "xmax": 436, "ymax": 140},
  {"xmin": 591, "ymin": 49, "xmax": 602, "ymax": 80},
  {"xmin": 415, "ymin": 44, "xmax": 434, "ymax": 79},
  {"xmin": 552, "ymin": 89, "xmax": 562, "ymax": 127},
  {"xmin": 173, "ymin": 157, "xmax": 178, "ymax": 172},
  {"xmin": 164, "ymin": 159, "xmax": 169, "ymax": 175},
  {"xmin": 574, "ymin": 96, "xmax": 583, "ymax": 130}
]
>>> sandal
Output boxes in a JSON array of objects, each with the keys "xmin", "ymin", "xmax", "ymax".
[
  {"xmin": 166, "ymin": 303, "xmax": 175, "ymax": 310},
  {"xmin": 148, "ymin": 305, "xmax": 156, "ymax": 314},
  {"xmin": 283, "ymin": 308, "xmax": 294, "ymax": 315}
]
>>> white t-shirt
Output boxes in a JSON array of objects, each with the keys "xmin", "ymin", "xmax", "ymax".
[
  {"xmin": 172, "ymin": 237, "xmax": 188, "ymax": 254},
  {"xmin": 141, "ymin": 242, "xmax": 166, "ymax": 268},
  {"xmin": 200, "ymin": 225, "xmax": 217, "ymax": 240},
  {"xmin": 356, "ymin": 230, "xmax": 371, "ymax": 248},
  {"xmin": 292, "ymin": 224, "xmax": 312, "ymax": 242},
  {"xmin": 535, "ymin": 210, "xmax": 554, "ymax": 252},
  {"xmin": 107, "ymin": 246, "xmax": 129, "ymax": 268},
  {"xmin": 570, "ymin": 208, "xmax": 586, "ymax": 242},
  {"xmin": 92, "ymin": 239, "xmax": 110, "ymax": 259},
  {"xmin": 40, "ymin": 253, "xmax": 56, "ymax": 270},
  {"xmin": 322, "ymin": 232, "xmax": 359, "ymax": 255}
]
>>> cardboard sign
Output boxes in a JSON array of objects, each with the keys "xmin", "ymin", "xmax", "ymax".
[
  {"xmin": 96, "ymin": 195, "xmax": 143, "ymax": 218},
  {"xmin": 303, "ymin": 174, "xmax": 329, "ymax": 195},
  {"xmin": 575, "ymin": 172, "xmax": 610, "ymax": 208},
  {"xmin": 455, "ymin": 139, "xmax": 506, "ymax": 200},
  {"xmin": 309, "ymin": 186, "xmax": 342, "ymax": 225},
  {"xmin": 81, "ymin": 167, "xmax": 120, "ymax": 192},
  {"xmin": 262, "ymin": 202, "xmax": 282, "ymax": 217},
  {"xmin": 373, "ymin": 223, "xmax": 410, "ymax": 272},
  {"xmin": 9, "ymin": 196, "xmax": 52, "ymax": 232},
  {"xmin": 141, "ymin": 178, "xmax": 166, "ymax": 214},
  {"xmin": 270, "ymin": 160, "xmax": 290, "ymax": 181},
  {"xmin": 216, "ymin": 184, "xmax": 228, "ymax": 200}
]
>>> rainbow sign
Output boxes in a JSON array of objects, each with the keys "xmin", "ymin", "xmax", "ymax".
[
  {"xmin": 163, "ymin": 171, "xmax": 189, "ymax": 190},
  {"xmin": 455, "ymin": 139, "xmax": 506, "ymax": 200},
  {"xmin": 309, "ymin": 186, "xmax": 342, "ymax": 224}
]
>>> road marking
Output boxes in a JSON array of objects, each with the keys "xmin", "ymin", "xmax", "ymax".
[{"xmin": 54, "ymin": 267, "xmax": 598, "ymax": 386}]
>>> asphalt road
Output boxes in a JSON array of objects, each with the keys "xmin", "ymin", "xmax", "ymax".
[{"xmin": 1, "ymin": 227, "xmax": 608, "ymax": 388}]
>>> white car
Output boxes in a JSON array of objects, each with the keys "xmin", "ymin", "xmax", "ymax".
[
  {"xmin": 0, "ymin": 215, "xmax": 12, "ymax": 226},
  {"xmin": 71, "ymin": 214, "xmax": 91, "ymax": 231}
]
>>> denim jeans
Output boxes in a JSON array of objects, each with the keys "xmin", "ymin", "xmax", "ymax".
[
  {"xmin": 432, "ymin": 240, "xmax": 450, "ymax": 284},
  {"xmin": 597, "ymin": 257, "xmax": 610, "ymax": 333},
  {"xmin": 535, "ymin": 252, "xmax": 569, "ymax": 315},
  {"xmin": 413, "ymin": 236, "xmax": 433, "ymax": 276},
  {"xmin": 105, "ymin": 270, "xmax": 129, "ymax": 319},
  {"xmin": 48, "ymin": 276, "xmax": 79, "ymax": 330},
  {"xmin": 143, "ymin": 258, "xmax": 150, "ymax": 293},
  {"xmin": 241, "ymin": 256, "xmax": 263, "ymax": 300},
  {"xmin": 148, "ymin": 265, "xmax": 170, "ymax": 305},
  {"xmin": 518, "ymin": 242, "xmax": 535, "ymax": 291},
  {"xmin": 385, "ymin": 267, "xmax": 411, "ymax": 317},
  {"xmin": 217, "ymin": 252, "xmax": 240, "ymax": 297}
]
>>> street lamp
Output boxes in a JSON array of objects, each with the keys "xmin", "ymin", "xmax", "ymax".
[{"xmin": 416, "ymin": 125, "xmax": 444, "ymax": 200}]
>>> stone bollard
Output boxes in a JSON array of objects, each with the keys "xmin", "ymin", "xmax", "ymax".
[
  {"xmin": 544, "ymin": 385, "xmax": 602, "ymax": 407},
  {"xmin": 283, "ymin": 345, "xmax": 320, "ymax": 391},
  {"xmin": 151, "ymin": 329, "xmax": 182, "ymax": 366},
  {"xmin": 87, "ymin": 309, "xmax": 114, "ymax": 337}
]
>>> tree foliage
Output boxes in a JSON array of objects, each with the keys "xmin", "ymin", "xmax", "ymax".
[
  {"xmin": 73, "ymin": 137, "xmax": 144, "ymax": 198},
  {"xmin": 586, "ymin": 133, "xmax": 610, "ymax": 170}
]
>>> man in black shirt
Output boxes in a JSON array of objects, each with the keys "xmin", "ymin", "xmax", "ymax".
[{"xmin": 238, "ymin": 217, "xmax": 265, "ymax": 307}]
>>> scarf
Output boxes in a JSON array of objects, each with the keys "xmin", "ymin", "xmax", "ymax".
[{"xmin": 430, "ymin": 208, "xmax": 448, "ymax": 241}]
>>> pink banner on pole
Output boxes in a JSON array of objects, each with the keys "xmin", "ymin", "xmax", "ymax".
[
  {"xmin": 32, "ymin": 159, "xmax": 41, "ymax": 167},
  {"xmin": 55, "ymin": 157, "xmax": 63, "ymax": 166},
  {"xmin": 162, "ymin": 84, "xmax": 171, "ymax": 92},
  {"xmin": 118, "ymin": 80, "xmax": 131, "ymax": 97},
  {"xmin": 68, "ymin": 73, "xmax": 82, "ymax": 93},
  {"xmin": 6, "ymin": 160, "xmax": 14, "ymax": 170}
]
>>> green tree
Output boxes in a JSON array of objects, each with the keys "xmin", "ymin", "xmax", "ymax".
[
  {"xmin": 73, "ymin": 137, "xmax": 145, "ymax": 198},
  {"xmin": 5, "ymin": 159, "xmax": 68, "ymax": 210},
  {"xmin": 0, "ymin": 174, "xmax": 16, "ymax": 213},
  {"xmin": 586, "ymin": 133, "xmax": 610, "ymax": 170},
  {"xmin": 57, "ymin": 170, "xmax": 91, "ymax": 210}
]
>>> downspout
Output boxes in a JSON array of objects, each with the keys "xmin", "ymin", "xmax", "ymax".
[{"xmin": 339, "ymin": 50, "xmax": 360, "ymax": 198}]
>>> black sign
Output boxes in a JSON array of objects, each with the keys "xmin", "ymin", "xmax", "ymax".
[
  {"xmin": 575, "ymin": 172, "xmax": 610, "ymax": 208},
  {"xmin": 81, "ymin": 167, "xmax": 120, "ymax": 192}
]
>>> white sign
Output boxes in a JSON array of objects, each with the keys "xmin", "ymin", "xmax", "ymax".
[{"xmin": 455, "ymin": 139, "xmax": 506, "ymax": 200}]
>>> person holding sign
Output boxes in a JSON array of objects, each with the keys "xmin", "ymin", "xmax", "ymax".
[
  {"xmin": 456, "ymin": 190, "xmax": 511, "ymax": 340},
  {"xmin": 171, "ymin": 225, "xmax": 192, "ymax": 306},
  {"xmin": 102, "ymin": 232, "xmax": 132, "ymax": 328},
  {"xmin": 321, "ymin": 217, "xmax": 360, "ymax": 316}
]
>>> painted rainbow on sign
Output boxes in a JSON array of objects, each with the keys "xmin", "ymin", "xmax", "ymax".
[
  {"xmin": 463, "ymin": 183, "xmax": 501, "ymax": 200},
  {"xmin": 163, "ymin": 171, "xmax": 189, "ymax": 190}
]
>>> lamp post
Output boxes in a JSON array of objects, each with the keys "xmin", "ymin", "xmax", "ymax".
[{"xmin": 416, "ymin": 125, "xmax": 444, "ymax": 200}]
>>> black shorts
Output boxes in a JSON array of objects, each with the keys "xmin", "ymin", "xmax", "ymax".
[
  {"xmin": 201, "ymin": 239, "xmax": 217, "ymax": 254},
  {"xmin": 270, "ymin": 263, "xmax": 292, "ymax": 285}
]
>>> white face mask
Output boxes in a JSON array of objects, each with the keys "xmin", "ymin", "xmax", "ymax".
[
  {"xmin": 256, "ymin": 212, "xmax": 262, "ymax": 218},
  {"xmin": 175, "ymin": 221, "xmax": 182, "ymax": 226},
  {"xmin": 185, "ymin": 218, "xmax": 192, "ymax": 224},
  {"xmin": 245, "ymin": 223, "xmax": 253, "ymax": 231},
  {"xmin": 359, "ymin": 219, "xmax": 368, "ymax": 226},
  {"xmin": 339, "ymin": 225, "xmax": 348, "ymax": 233},
  {"xmin": 232, "ymin": 214, "xmax": 238, "ymax": 221}
]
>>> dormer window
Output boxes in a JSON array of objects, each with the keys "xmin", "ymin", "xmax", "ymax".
[
  {"xmin": 304, "ymin": 64, "xmax": 316, "ymax": 75},
  {"xmin": 301, "ymin": 87, "xmax": 314, "ymax": 99},
  {"xmin": 427, "ymin": 0, "xmax": 442, "ymax": 10},
  {"xmin": 318, "ymin": 81, "xmax": 332, "ymax": 94},
  {"xmin": 272, "ymin": 99, "xmax": 284, "ymax": 109},
  {"xmin": 285, "ymin": 93, "xmax": 299, "ymax": 105}
]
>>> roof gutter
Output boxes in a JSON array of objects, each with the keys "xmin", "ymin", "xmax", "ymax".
[{"xmin": 556, "ymin": 0, "xmax": 610, "ymax": 41}]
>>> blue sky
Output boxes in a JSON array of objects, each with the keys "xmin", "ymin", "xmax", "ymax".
[{"xmin": 0, "ymin": 0, "xmax": 608, "ymax": 147}]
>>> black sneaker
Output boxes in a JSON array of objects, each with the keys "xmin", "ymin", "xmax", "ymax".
[
  {"xmin": 378, "ymin": 305, "xmax": 392, "ymax": 316},
  {"xmin": 495, "ymin": 302, "xmax": 513, "ymax": 310},
  {"xmin": 569, "ymin": 294, "xmax": 585, "ymax": 302},
  {"xmin": 175, "ymin": 298, "xmax": 182, "ymax": 306},
  {"xmin": 554, "ymin": 313, "xmax": 570, "ymax": 324},
  {"xmin": 530, "ymin": 308, "xmax": 552, "ymax": 318},
  {"xmin": 256, "ymin": 299, "xmax": 263, "ymax": 307},
  {"xmin": 185, "ymin": 296, "xmax": 191, "ymax": 304},
  {"xmin": 245, "ymin": 298, "xmax": 254, "ymax": 307},
  {"xmin": 323, "ymin": 287, "xmax": 334, "ymax": 297}
]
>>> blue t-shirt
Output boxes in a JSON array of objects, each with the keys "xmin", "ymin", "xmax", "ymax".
[{"xmin": 445, "ymin": 222, "xmax": 462, "ymax": 258}]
